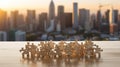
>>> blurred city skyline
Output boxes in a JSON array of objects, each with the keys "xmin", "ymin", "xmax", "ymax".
[
  {"xmin": 0, "ymin": 0, "xmax": 120, "ymax": 41},
  {"xmin": 0, "ymin": 0, "xmax": 120, "ymax": 14}
]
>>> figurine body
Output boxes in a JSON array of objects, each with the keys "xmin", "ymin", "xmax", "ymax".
[{"xmin": 20, "ymin": 40, "xmax": 103, "ymax": 60}]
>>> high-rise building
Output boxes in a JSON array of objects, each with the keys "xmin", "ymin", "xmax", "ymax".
[
  {"xmin": 109, "ymin": 8, "xmax": 118, "ymax": 35},
  {"xmin": 26, "ymin": 10, "xmax": 36, "ymax": 32},
  {"xmin": 57, "ymin": 5, "xmax": 64, "ymax": 30},
  {"xmin": 58, "ymin": 5, "xmax": 64, "ymax": 19},
  {"xmin": 49, "ymin": 0, "xmax": 55, "ymax": 20},
  {"xmin": 0, "ymin": 9, "xmax": 7, "ymax": 31},
  {"xmin": 90, "ymin": 14, "xmax": 96, "ymax": 30},
  {"xmin": 38, "ymin": 13, "xmax": 47, "ymax": 32},
  {"xmin": 79, "ymin": 9, "xmax": 90, "ymax": 31},
  {"xmin": 17, "ymin": 14, "xmax": 25, "ymax": 31},
  {"xmin": 101, "ymin": 9, "xmax": 110, "ymax": 34},
  {"xmin": 10, "ymin": 10, "xmax": 19, "ymax": 30},
  {"xmin": 105, "ymin": 10, "xmax": 110, "ymax": 23},
  {"xmin": 113, "ymin": 10, "xmax": 119, "ymax": 34},
  {"xmin": 10, "ymin": 10, "xmax": 25, "ymax": 31},
  {"xmin": 113, "ymin": 10, "xmax": 118, "ymax": 24},
  {"xmin": 64, "ymin": 13, "xmax": 72, "ymax": 28},
  {"xmin": 96, "ymin": 10, "xmax": 102, "ymax": 31},
  {"xmin": 109, "ymin": 8, "xmax": 114, "ymax": 24},
  {"xmin": 73, "ymin": 2, "xmax": 79, "ymax": 29},
  {"xmin": 118, "ymin": 15, "xmax": 120, "ymax": 31},
  {"xmin": 26, "ymin": 10, "xmax": 36, "ymax": 22}
]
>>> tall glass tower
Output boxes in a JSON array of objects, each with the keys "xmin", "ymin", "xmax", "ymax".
[
  {"xmin": 49, "ymin": 0, "xmax": 55, "ymax": 20},
  {"xmin": 73, "ymin": 2, "xmax": 78, "ymax": 29}
]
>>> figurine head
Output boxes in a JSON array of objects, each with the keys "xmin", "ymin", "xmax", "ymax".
[
  {"xmin": 27, "ymin": 42, "xmax": 30, "ymax": 45},
  {"xmin": 32, "ymin": 43, "xmax": 34, "ymax": 45}
]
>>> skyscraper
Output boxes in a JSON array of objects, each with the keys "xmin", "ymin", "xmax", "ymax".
[
  {"xmin": 109, "ymin": 7, "xmax": 114, "ymax": 24},
  {"xmin": 17, "ymin": 14, "xmax": 25, "ymax": 31},
  {"xmin": 49, "ymin": 0, "xmax": 55, "ymax": 20},
  {"xmin": 118, "ymin": 15, "xmax": 120, "ymax": 31},
  {"xmin": 113, "ymin": 10, "xmax": 119, "ymax": 24},
  {"xmin": 105, "ymin": 9, "xmax": 110, "ymax": 23},
  {"xmin": 57, "ymin": 5, "xmax": 64, "ymax": 30},
  {"xmin": 90, "ymin": 14, "xmax": 96, "ymax": 30},
  {"xmin": 0, "ymin": 9, "xmax": 7, "ymax": 31},
  {"xmin": 26, "ymin": 10, "xmax": 36, "ymax": 32},
  {"xmin": 109, "ymin": 8, "xmax": 118, "ymax": 35},
  {"xmin": 58, "ymin": 5, "xmax": 64, "ymax": 19},
  {"xmin": 73, "ymin": 2, "xmax": 79, "ymax": 29},
  {"xmin": 79, "ymin": 9, "xmax": 90, "ymax": 31},
  {"xmin": 26, "ymin": 10, "xmax": 36, "ymax": 23},
  {"xmin": 38, "ymin": 13, "xmax": 47, "ymax": 32},
  {"xmin": 64, "ymin": 13, "xmax": 72, "ymax": 28},
  {"xmin": 100, "ymin": 9, "xmax": 110, "ymax": 34},
  {"xmin": 97, "ymin": 10, "xmax": 102, "ymax": 31},
  {"xmin": 10, "ymin": 10, "xmax": 19, "ymax": 30}
]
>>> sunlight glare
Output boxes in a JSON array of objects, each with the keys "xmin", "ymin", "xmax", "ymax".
[{"xmin": 0, "ymin": 0, "xmax": 12, "ymax": 9}]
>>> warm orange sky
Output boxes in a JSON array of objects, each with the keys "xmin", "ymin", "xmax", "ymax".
[{"xmin": 0, "ymin": 0, "xmax": 120, "ymax": 14}]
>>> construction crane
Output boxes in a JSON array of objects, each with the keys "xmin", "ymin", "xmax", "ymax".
[
  {"xmin": 98, "ymin": 4, "xmax": 114, "ymax": 24},
  {"xmin": 98, "ymin": 4, "xmax": 116, "ymax": 35},
  {"xmin": 98, "ymin": 4, "xmax": 113, "ymax": 10}
]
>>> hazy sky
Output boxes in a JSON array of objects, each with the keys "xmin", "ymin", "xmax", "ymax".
[{"xmin": 0, "ymin": 0, "xmax": 119, "ymax": 14}]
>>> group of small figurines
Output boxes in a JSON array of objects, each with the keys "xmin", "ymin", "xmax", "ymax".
[{"xmin": 20, "ymin": 40, "xmax": 103, "ymax": 60}]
